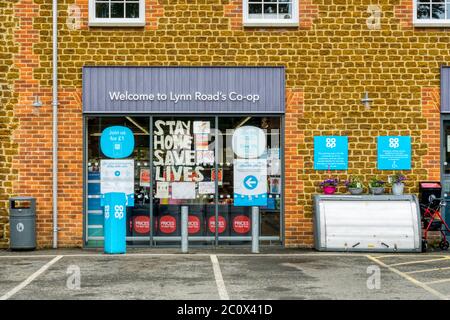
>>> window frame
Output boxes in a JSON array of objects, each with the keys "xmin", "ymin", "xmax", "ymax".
[
  {"xmin": 88, "ymin": 0, "xmax": 146, "ymax": 27},
  {"xmin": 243, "ymin": 0, "xmax": 299, "ymax": 27},
  {"xmin": 413, "ymin": 0, "xmax": 450, "ymax": 27}
]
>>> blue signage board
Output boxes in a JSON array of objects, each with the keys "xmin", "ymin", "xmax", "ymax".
[
  {"xmin": 101, "ymin": 192, "xmax": 129, "ymax": 254},
  {"xmin": 377, "ymin": 136, "xmax": 411, "ymax": 170},
  {"xmin": 234, "ymin": 159, "xmax": 268, "ymax": 207},
  {"xmin": 100, "ymin": 126, "xmax": 134, "ymax": 159},
  {"xmin": 314, "ymin": 136, "xmax": 348, "ymax": 170}
]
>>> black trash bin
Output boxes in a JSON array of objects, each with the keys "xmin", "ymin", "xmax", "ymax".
[
  {"xmin": 9, "ymin": 197, "xmax": 36, "ymax": 250},
  {"xmin": 419, "ymin": 182, "xmax": 442, "ymax": 214}
]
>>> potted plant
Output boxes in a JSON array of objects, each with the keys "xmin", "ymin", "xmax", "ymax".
[
  {"xmin": 345, "ymin": 176, "xmax": 364, "ymax": 195},
  {"xmin": 320, "ymin": 178, "xmax": 339, "ymax": 195},
  {"xmin": 389, "ymin": 174, "xmax": 406, "ymax": 195},
  {"xmin": 368, "ymin": 177, "xmax": 385, "ymax": 195}
]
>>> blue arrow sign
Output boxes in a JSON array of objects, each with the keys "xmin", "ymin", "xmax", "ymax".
[{"xmin": 244, "ymin": 175, "xmax": 258, "ymax": 190}]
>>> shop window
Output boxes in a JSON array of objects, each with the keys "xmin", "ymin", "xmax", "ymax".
[
  {"xmin": 414, "ymin": 0, "xmax": 450, "ymax": 26},
  {"xmin": 85, "ymin": 116, "xmax": 282, "ymax": 247},
  {"xmin": 89, "ymin": 0, "xmax": 145, "ymax": 27},
  {"xmin": 243, "ymin": 0, "xmax": 299, "ymax": 27}
]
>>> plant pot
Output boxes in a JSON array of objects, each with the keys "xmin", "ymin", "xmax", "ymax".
[
  {"xmin": 323, "ymin": 186, "xmax": 337, "ymax": 195},
  {"xmin": 369, "ymin": 187, "xmax": 385, "ymax": 195},
  {"xmin": 392, "ymin": 182, "xmax": 404, "ymax": 195},
  {"xmin": 348, "ymin": 187, "xmax": 363, "ymax": 195}
]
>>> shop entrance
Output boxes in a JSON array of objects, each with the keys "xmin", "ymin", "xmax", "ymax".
[{"xmin": 84, "ymin": 115, "xmax": 283, "ymax": 247}]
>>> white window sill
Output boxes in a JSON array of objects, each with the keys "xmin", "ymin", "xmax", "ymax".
[
  {"xmin": 243, "ymin": 20, "xmax": 299, "ymax": 27},
  {"xmin": 413, "ymin": 20, "xmax": 450, "ymax": 27},
  {"xmin": 88, "ymin": 20, "xmax": 146, "ymax": 27}
]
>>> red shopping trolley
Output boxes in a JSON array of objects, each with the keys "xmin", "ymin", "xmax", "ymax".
[{"xmin": 420, "ymin": 195, "xmax": 450, "ymax": 252}]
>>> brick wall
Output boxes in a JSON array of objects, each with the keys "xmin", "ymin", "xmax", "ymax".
[
  {"xmin": 1, "ymin": 0, "xmax": 446, "ymax": 248},
  {"xmin": 0, "ymin": 0, "xmax": 20, "ymax": 249}
]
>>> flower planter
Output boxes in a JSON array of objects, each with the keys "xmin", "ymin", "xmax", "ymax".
[
  {"xmin": 323, "ymin": 186, "xmax": 337, "ymax": 195},
  {"xmin": 392, "ymin": 183, "xmax": 404, "ymax": 195},
  {"xmin": 369, "ymin": 187, "xmax": 385, "ymax": 195},
  {"xmin": 348, "ymin": 187, "xmax": 363, "ymax": 195}
]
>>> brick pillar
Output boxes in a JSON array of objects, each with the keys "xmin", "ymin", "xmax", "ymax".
[
  {"xmin": 284, "ymin": 88, "xmax": 312, "ymax": 248},
  {"xmin": 421, "ymin": 87, "xmax": 441, "ymax": 181}
]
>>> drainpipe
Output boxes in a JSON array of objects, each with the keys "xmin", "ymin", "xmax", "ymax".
[{"xmin": 52, "ymin": 0, "xmax": 58, "ymax": 248}]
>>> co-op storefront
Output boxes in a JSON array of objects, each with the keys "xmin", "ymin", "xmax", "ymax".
[{"xmin": 82, "ymin": 66, "xmax": 285, "ymax": 247}]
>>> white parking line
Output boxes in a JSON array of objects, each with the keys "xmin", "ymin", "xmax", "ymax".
[
  {"xmin": 406, "ymin": 266, "xmax": 450, "ymax": 274},
  {"xmin": 367, "ymin": 255, "xmax": 448, "ymax": 300},
  {"xmin": 387, "ymin": 257, "xmax": 450, "ymax": 267},
  {"xmin": 0, "ymin": 255, "xmax": 63, "ymax": 300},
  {"xmin": 210, "ymin": 255, "xmax": 229, "ymax": 300}
]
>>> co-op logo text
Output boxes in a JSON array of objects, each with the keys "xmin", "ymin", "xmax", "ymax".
[{"xmin": 109, "ymin": 91, "xmax": 260, "ymax": 103}]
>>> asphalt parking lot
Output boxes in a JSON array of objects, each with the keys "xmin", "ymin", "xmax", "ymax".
[{"xmin": 0, "ymin": 248, "xmax": 449, "ymax": 300}]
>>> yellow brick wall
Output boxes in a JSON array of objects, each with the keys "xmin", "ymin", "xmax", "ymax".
[{"xmin": 2, "ymin": 0, "xmax": 447, "ymax": 247}]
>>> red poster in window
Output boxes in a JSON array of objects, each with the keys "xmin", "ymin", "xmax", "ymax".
[
  {"xmin": 139, "ymin": 168, "xmax": 150, "ymax": 187},
  {"xmin": 232, "ymin": 215, "xmax": 250, "ymax": 234},
  {"xmin": 188, "ymin": 215, "xmax": 201, "ymax": 235},
  {"xmin": 208, "ymin": 216, "xmax": 227, "ymax": 234},
  {"xmin": 159, "ymin": 215, "xmax": 177, "ymax": 234}
]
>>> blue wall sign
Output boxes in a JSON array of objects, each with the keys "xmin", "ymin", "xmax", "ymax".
[
  {"xmin": 314, "ymin": 136, "xmax": 348, "ymax": 170},
  {"xmin": 100, "ymin": 126, "xmax": 135, "ymax": 159},
  {"xmin": 377, "ymin": 136, "xmax": 411, "ymax": 170}
]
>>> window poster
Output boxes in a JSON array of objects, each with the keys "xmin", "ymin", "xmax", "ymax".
[
  {"xmin": 100, "ymin": 159, "xmax": 135, "ymax": 206},
  {"xmin": 232, "ymin": 126, "xmax": 266, "ymax": 159},
  {"xmin": 211, "ymin": 168, "xmax": 223, "ymax": 186},
  {"xmin": 197, "ymin": 150, "xmax": 214, "ymax": 165},
  {"xmin": 153, "ymin": 120, "xmax": 206, "ymax": 183},
  {"xmin": 268, "ymin": 148, "xmax": 280, "ymax": 160},
  {"xmin": 193, "ymin": 121, "xmax": 210, "ymax": 134},
  {"xmin": 198, "ymin": 181, "xmax": 215, "ymax": 194},
  {"xmin": 269, "ymin": 159, "xmax": 281, "ymax": 175},
  {"xmin": 155, "ymin": 181, "xmax": 169, "ymax": 199},
  {"xmin": 172, "ymin": 182, "xmax": 196, "ymax": 199},
  {"xmin": 195, "ymin": 134, "xmax": 209, "ymax": 151},
  {"xmin": 139, "ymin": 168, "xmax": 150, "ymax": 187},
  {"xmin": 269, "ymin": 177, "xmax": 281, "ymax": 194}
]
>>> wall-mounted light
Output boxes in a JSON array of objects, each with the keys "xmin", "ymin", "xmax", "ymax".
[
  {"xmin": 361, "ymin": 92, "xmax": 373, "ymax": 110},
  {"xmin": 32, "ymin": 95, "xmax": 42, "ymax": 108}
]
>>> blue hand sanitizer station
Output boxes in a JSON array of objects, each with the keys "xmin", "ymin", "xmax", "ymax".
[{"xmin": 101, "ymin": 192, "xmax": 128, "ymax": 254}]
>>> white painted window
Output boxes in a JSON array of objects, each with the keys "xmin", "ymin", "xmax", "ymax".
[
  {"xmin": 89, "ymin": 0, "xmax": 145, "ymax": 27},
  {"xmin": 414, "ymin": 0, "xmax": 450, "ymax": 27},
  {"xmin": 243, "ymin": 0, "xmax": 299, "ymax": 27}
]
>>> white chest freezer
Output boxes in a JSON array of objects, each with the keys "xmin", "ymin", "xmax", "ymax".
[{"xmin": 313, "ymin": 195, "xmax": 422, "ymax": 252}]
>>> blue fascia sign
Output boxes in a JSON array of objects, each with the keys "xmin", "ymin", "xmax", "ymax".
[
  {"xmin": 314, "ymin": 136, "xmax": 348, "ymax": 170},
  {"xmin": 100, "ymin": 126, "xmax": 135, "ymax": 159},
  {"xmin": 377, "ymin": 136, "xmax": 411, "ymax": 170}
]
